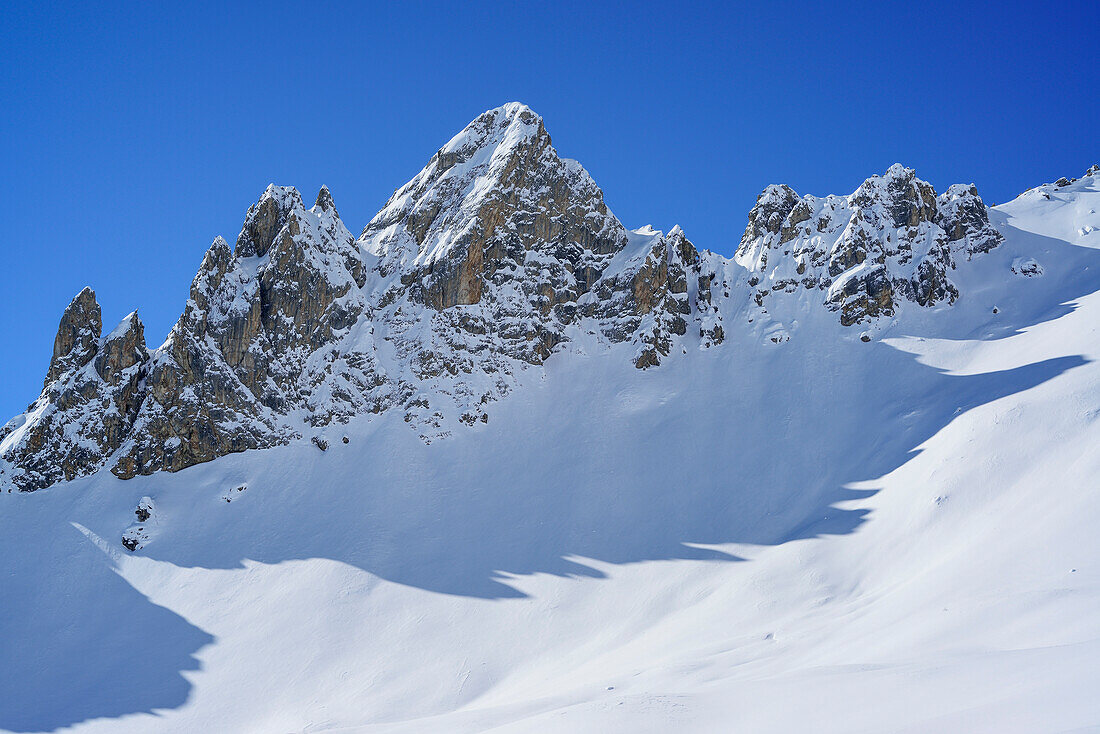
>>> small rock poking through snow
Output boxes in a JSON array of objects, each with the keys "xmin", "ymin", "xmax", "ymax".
[
  {"xmin": 1011, "ymin": 257, "xmax": 1044, "ymax": 278},
  {"xmin": 220, "ymin": 484, "xmax": 247, "ymax": 503},
  {"xmin": 122, "ymin": 496, "xmax": 157, "ymax": 551}
]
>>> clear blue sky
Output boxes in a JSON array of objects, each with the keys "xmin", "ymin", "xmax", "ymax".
[{"xmin": 1, "ymin": 0, "xmax": 1097, "ymax": 420}]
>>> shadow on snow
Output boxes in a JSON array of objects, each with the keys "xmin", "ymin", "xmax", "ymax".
[{"xmin": 2, "ymin": 219, "xmax": 1098, "ymax": 731}]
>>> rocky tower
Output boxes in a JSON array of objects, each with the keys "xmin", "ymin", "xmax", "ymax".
[
  {"xmin": 0, "ymin": 290, "xmax": 149, "ymax": 490},
  {"xmin": 0, "ymin": 105, "xmax": 1017, "ymax": 492}
]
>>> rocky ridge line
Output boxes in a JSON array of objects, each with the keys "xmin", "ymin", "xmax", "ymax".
[{"xmin": 1, "ymin": 104, "xmax": 1038, "ymax": 491}]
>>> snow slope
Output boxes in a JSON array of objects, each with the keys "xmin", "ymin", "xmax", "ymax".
[{"xmin": 2, "ymin": 174, "xmax": 1100, "ymax": 733}]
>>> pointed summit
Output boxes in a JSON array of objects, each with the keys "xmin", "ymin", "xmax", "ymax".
[
  {"xmin": 4, "ymin": 289, "xmax": 153, "ymax": 490},
  {"xmin": 46, "ymin": 287, "xmax": 101, "ymax": 385},
  {"xmin": 235, "ymin": 184, "xmax": 306, "ymax": 258},
  {"xmin": 314, "ymin": 184, "xmax": 338, "ymax": 217},
  {"xmin": 851, "ymin": 163, "xmax": 938, "ymax": 229},
  {"xmin": 431, "ymin": 102, "xmax": 545, "ymax": 173},
  {"xmin": 359, "ymin": 102, "xmax": 626, "ymax": 310}
]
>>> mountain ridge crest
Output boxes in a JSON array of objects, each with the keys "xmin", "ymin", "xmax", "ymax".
[{"xmin": 3, "ymin": 103, "xmax": 1083, "ymax": 492}]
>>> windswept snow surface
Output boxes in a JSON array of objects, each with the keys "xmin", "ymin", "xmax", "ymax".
[{"xmin": 3, "ymin": 176, "xmax": 1100, "ymax": 732}]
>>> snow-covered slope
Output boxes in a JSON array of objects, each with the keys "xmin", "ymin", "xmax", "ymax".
[{"xmin": 1, "ymin": 106, "xmax": 1098, "ymax": 732}]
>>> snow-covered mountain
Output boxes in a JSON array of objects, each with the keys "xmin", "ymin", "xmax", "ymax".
[
  {"xmin": 1, "ymin": 103, "xmax": 1019, "ymax": 491},
  {"xmin": 1, "ymin": 105, "xmax": 1098, "ymax": 732}
]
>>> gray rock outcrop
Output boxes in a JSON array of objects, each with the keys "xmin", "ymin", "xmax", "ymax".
[
  {"xmin": 735, "ymin": 164, "xmax": 1003, "ymax": 326},
  {"xmin": 0, "ymin": 292, "xmax": 150, "ymax": 490}
]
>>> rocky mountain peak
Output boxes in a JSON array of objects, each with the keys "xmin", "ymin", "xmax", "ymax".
[
  {"xmin": 432, "ymin": 102, "xmax": 546, "ymax": 176},
  {"xmin": 189, "ymin": 236, "xmax": 234, "ymax": 308},
  {"xmin": 235, "ymin": 184, "xmax": 307, "ymax": 258},
  {"xmin": 359, "ymin": 102, "xmax": 627, "ymax": 310},
  {"xmin": 314, "ymin": 184, "xmax": 338, "ymax": 217},
  {"xmin": 1, "ymin": 288, "xmax": 152, "ymax": 491},
  {"xmin": 743, "ymin": 184, "xmax": 802, "ymax": 240},
  {"xmin": 937, "ymin": 183, "xmax": 1002, "ymax": 256},
  {"xmin": 45, "ymin": 286, "xmax": 102, "ymax": 385},
  {"xmin": 107, "ymin": 182, "xmax": 373, "ymax": 480},
  {"xmin": 851, "ymin": 163, "xmax": 938, "ymax": 229}
]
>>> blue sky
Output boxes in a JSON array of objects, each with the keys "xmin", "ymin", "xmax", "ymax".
[{"xmin": 1, "ymin": 0, "xmax": 1097, "ymax": 420}]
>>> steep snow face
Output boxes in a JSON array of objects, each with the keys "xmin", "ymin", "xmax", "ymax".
[
  {"xmin": 0, "ymin": 108, "xmax": 1032, "ymax": 491},
  {"xmin": 998, "ymin": 166, "xmax": 1100, "ymax": 246},
  {"xmin": 736, "ymin": 164, "xmax": 1003, "ymax": 326},
  {"xmin": 1, "ymin": 166, "xmax": 1099, "ymax": 733}
]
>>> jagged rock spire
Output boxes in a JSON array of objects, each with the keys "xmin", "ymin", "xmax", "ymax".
[
  {"xmin": 314, "ymin": 184, "xmax": 337, "ymax": 216},
  {"xmin": 112, "ymin": 181, "xmax": 373, "ymax": 480},
  {"xmin": 2, "ymin": 290, "xmax": 150, "ymax": 491},
  {"xmin": 46, "ymin": 286, "xmax": 101, "ymax": 385},
  {"xmin": 235, "ymin": 185, "xmax": 306, "ymax": 258}
]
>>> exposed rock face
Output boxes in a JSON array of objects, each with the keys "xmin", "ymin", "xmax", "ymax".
[
  {"xmin": 581, "ymin": 226, "xmax": 723, "ymax": 368},
  {"xmin": 0, "ymin": 292, "xmax": 150, "ymax": 491},
  {"xmin": 0, "ymin": 107, "xmax": 1011, "ymax": 492},
  {"xmin": 45, "ymin": 287, "xmax": 101, "ymax": 385},
  {"xmin": 95, "ymin": 312, "xmax": 147, "ymax": 385},
  {"xmin": 353, "ymin": 104, "xmax": 721, "ymax": 436},
  {"xmin": 735, "ymin": 164, "xmax": 1003, "ymax": 326},
  {"xmin": 122, "ymin": 496, "xmax": 157, "ymax": 551},
  {"xmin": 114, "ymin": 184, "xmax": 377, "ymax": 478},
  {"xmin": 363, "ymin": 104, "xmax": 625, "ymax": 298},
  {"xmin": 95, "ymin": 313, "xmax": 150, "ymax": 450},
  {"xmin": 938, "ymin": 184, "xmax": 1003, "ymax": 257},
  {"xmin": 359, "ymin": 103, "xmax": 629, "ymax": 365}
]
